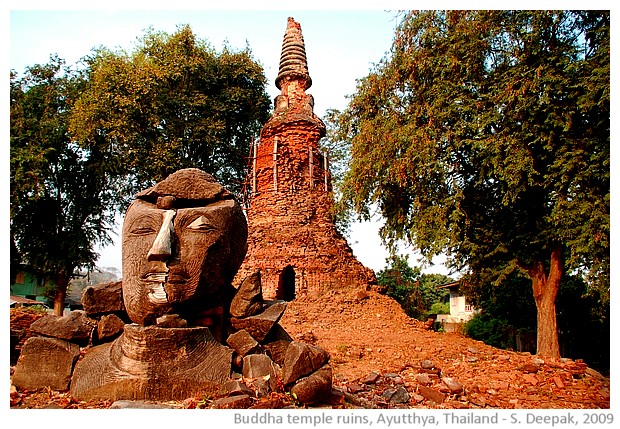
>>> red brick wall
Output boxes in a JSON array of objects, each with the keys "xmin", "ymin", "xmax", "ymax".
[{"xmin": 236, "ymin": 111, "xmax": 376, "ymax": 299}]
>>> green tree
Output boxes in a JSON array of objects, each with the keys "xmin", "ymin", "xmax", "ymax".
[
  {"xmin": 10, "ymin": 56, "xmax": 119, "ymax": 315},
  {"xmin": 337, "ymin": 11, "xmax": 609, "ymax": 357},
  {"xmin": 69, "ymin": 25, "xmax": 271, "ymax": 201},
  {"xmin": 377, "ymin": 255, "xmax": 451, "ymax": 320}
]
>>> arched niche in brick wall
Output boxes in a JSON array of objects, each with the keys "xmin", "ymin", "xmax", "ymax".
[{"xmin": 276, "ymin": 266, "xmax": 296, "ymax": 301}]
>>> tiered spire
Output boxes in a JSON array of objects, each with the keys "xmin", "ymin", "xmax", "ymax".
[{"xmin": 275, "ymin": 17, "xmax": 312, "ymax": 90}]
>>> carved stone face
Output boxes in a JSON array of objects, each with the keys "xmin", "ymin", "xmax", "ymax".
[{"xmin": 121, "ymin": 169, "xmax": 248, "ymax": 325}]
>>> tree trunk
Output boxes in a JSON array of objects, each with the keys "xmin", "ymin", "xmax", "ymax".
[
  {"xmin": 523, "ymin": 246, "xmax": 564, "ymax": 358},
  {"xmin": 53, "ymin": 272, "xmax": 70, "ymax": 316}
]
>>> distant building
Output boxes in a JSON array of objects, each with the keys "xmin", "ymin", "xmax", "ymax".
[
  {"xmin": 435, "ymin": 281, "xmax": 478, "ymax": 330},
  {"xmin": 10, "ymin": 266, "xmax": 52, "ymax": 304}
]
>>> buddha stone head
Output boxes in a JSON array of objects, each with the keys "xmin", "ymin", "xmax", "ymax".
[{"xmin": 121, "ymin": 168, "xmax": 248, "ymax": 325}]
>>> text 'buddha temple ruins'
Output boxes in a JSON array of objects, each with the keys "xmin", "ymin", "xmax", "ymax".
[{"xmin": 236, "ymin": 17, "xmax": 376, "ymax": 300}]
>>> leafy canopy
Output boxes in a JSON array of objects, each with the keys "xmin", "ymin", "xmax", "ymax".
[
  {"xmin": 11, "ymin": 56, "xmax": 118, "ymax": 288},
  {"xmin": 69, "ymin": 25, "xmax": 271, "ymax": 202},
  {"xmin": 337, "ymin": 11, "xmax": 609, "ymax": 298}
]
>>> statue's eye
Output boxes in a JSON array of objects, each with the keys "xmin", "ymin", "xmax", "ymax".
[
  {"xmin": 130, "ymin": 226, "xmax": 157, "ymax": 235},
  {"xmin": 187, "ymin": 215, "xmax": 216, "ymax": 232}
]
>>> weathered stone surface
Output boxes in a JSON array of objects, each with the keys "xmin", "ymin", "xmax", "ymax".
[
  {"xmin": 70, "ymin": 324, "xmax": 233, "ymax": 401},
  {"xmin": 418, "ymin": 385, "xmax": 446, "ymax": 404},
  {"xmin": 12, "ymin": 336, "xmax": 80, "ymax": 391},
  {"xmin": 281, "ymin": 341, "xmax": 330, "ymax": 385},
  {"xmin": 96, "ymin": 314, "xmax": 125, "ymax": 343},
  {"xmin": 156, "ymin": 314, "xmax": 188, "ymax": 328},
  {"xmin": 30, "ymin": 311, "xmax": 94, "ymax": 345},
  {"xmin": 442, "ymin": 377, "xmax": 465, "ymax": 394},
  {"xmin": 389, "ymin": 386, "xmax": 410, "ymax": 404},
  {"xmin": 263, "ymin": 339, "xmax": 292, "ymax": 366},
  {"xmin": 224, "ymin": 380, "xmax": 255, "ymax": 397},
  {"xmin": 264, "ymin": 323, "xmax": 293, "ymax": 342},
  {"xmin": 81, "ymin": 281, "xmax": 124, "ymax": 315},
  {"xmin": 361, "ymin": 371, "xmax": 381, "ymax": 384},
  {"xmin": 242, "ymin": 354, "xmax": 281, "ymax": 392},
  {"xmin": 290, "ymin": 364, "xmax": 332, "ymax": 404},
  {"xmin": 213, "ymin": 394, "xmax": 252, "ymax": 409},
  {"xmin": 122, "ymin": 168, "xmax": 248, "ymax": 326},
  {"xmin": 110, "ymin": 400, "xmax": 175, "ymax": 409},
  {"xmin": 227, "ymin": 330, "xmax": 262, "ymax": 357},
  {"xmin": 416, "ymin": 373, "xmax": 433, "ymax": 386},
  {"xmin": 421, "ymin": 359, "xmax": 435, "ymax": 370},
  {"xmin": 230, "ymin": 271, "xmax": 263, "ymax": 318},
  {"xmin": 231, "ymin": 301, "xmax": 287, "ymax": 342}
]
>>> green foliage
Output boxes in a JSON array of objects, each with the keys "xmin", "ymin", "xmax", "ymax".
[
  {"xmin": 69, "ymin": 25, "xmax": 271, "ymax": 202},
  {"xmin": 337, "ymin": 11, "xmax": 609, "ymax": 298},
  {"xmin": 429, "ymin": 301, "xmax": 449, "ymax": 315},
  {"xmin": 377, "ymin": 254, "xmax": 451, "ymax": 320},
  {"xmin": 10, "ymin": 56, "xmax": 118, "ymax": 306}
]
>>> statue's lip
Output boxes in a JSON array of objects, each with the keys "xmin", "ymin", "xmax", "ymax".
[{"xmin": 142, "ymin": 272, "xmax": 168, "ymax": 282}]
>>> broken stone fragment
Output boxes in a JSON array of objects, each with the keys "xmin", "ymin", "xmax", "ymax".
[
  {"xmin": 230, "ymin": 301, "xmax": 287, "ymax": 342},
  {"xmin": 389, "ymin": 386, "xmax": 411, "ymax": 404},
  {"xmin": 227, "ymin": 329, "xmax": 262, "ymax": 357},
  {"xmin": 441, "ymin": 377, "xmax": 465, "ymax": 394},
  {"xmin": 230, "ymin": 271, "xmax": 263, "ymax": 318},
  {"xmin": 12, "ymin": 336, "xmax": 80, "ymax": 391},
  {"xmin": 213, "ymin": 394, "xmax": 252, "ymax": 409},
  {"xmin": 155, "ymin": 314, "xmax": 188, "ymax": 328},
  {"xmin": 416, "ymin": 373, "xmax": 433, "ymax": 386},
  {"xmin": 30, "ymin": 311, "xmax": 95, "ymax": 346},
  {"xmin": 81, "ymin": 281, "xmax": 125, "ymax": 315},
  {"xmin": 281, "ymin": 341, "xmax": 330, "ymax": 385},
  {"xmin": 263, "ymin": 339, "xmax": 292, "ymax": 366},
  {"xmin": 361, "ymin": 371, "xmax": 382, "ymax": 384},
  {"xmin": 224, "ymin": 379, "xmax": 255, "ymax": 397},
  {"xmin": 96, "ymin": 314, "xmax": 125, "ymax": 343},
  {"xmin": 242, "ymin": 353, "xmax": 281, "ymax": 391},
  {"xmin": 418, "ymin": 385, "xmax": 446, "ymax": 404},
  {"xmin": 290, "ymin": 364, "xmax": 333, "ymax": 404}
]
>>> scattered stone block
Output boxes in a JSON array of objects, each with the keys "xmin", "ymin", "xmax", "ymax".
[
  {"xmin": 96, "ymin": 314, "xmax": 125, "ymax": 343},
  {"xmin": 231, "ymin": 301, "xmax": 287, "ymax": 342},
  {"xmin": 442, "ymin": 377, "xmax": 465, "ymax": 395},
  {"xmin": 230, "ymin": 271, "xmax": 263, "ymax": 318},
  {"xmin": 361, "ymin": 371, "xmax": 381, "ymax": 384},
  {"xmin": 12, "ymin": 336, "xmax": 80, "ymax": 391},
  {"xmin": 227, "ymin": 330, "xmax": 262, "ymax": 357},
  {"xmin": 290, "ymin": 364, "xmax": 333, "ymax": 404},
  {"xmin": 389, "ymin": 386, "xmax": 410, "ymax": 404},
  {"xmin": 213, "ymin": 394, "xmax": 252, "ymax": 409},
  {"xmin": 416, "ymin": 373, "xmax": 433, "ymax": 386},
  {"xmin": 242, "ymin": 354, "xmax": 281, "ymax": 391},
  {"xmin": 224, "ymin": 380, "xmax": 255, "ymax": 397},
  {"xmin": 30, "ymin": 311, "xmax": 94, "ymax": 346},
  {"xmin": 263, "ymin": 339, "xmax": 292, "ymax": 366},
  {"xmin": 81, "ymin": 281, "xmax": 124, "ymax": 315},
  {"xmin": 418, "ymin": 385, "xmax": 446, "ymax": 403},
  {"xmin": 281, "ymin": 341, "xmax": 330, "ymax": 385}
]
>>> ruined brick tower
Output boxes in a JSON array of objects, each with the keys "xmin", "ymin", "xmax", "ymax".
[{"xmin": 236, "ymin": 17, "xmax": 376, "ymax": 300}]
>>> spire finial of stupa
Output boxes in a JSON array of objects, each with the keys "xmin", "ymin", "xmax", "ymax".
[{"xmin": 275, "ymin": 17, "xmax": 312, "ymax": 91}]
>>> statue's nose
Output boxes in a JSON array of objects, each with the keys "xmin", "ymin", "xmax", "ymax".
[{"xmin": 147, "ymin": 210, "xmax": 176, "ymax": 261}]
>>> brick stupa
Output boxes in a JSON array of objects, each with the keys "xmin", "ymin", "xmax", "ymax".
[{"xmin": 235, "ymin": 17, "xmax": 376, "ymax": 300}]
